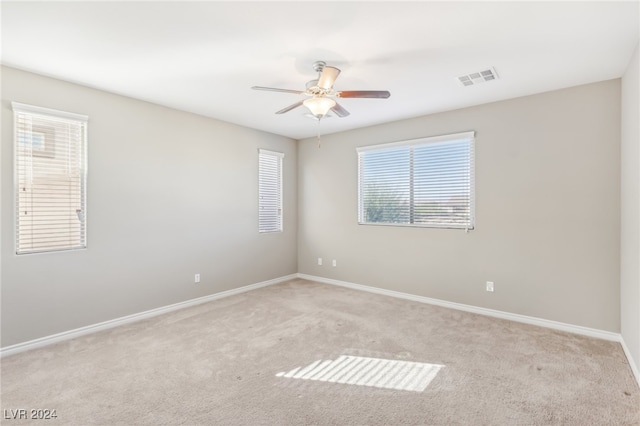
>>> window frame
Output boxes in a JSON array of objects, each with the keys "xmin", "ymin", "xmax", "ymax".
[
  {"xmin": 357, "ymin": 131, "xmax": 475, "ymax": 230},
  {"xmin": 258, "ymin": 148, "xmax": 284, "ymax": 233},
  {"xmin": 13, "ymin": 102, "xmax": 89, "ymax": 255}
]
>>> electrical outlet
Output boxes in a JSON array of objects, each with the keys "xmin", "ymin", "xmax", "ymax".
[
  {"xmin": 317, "ymin": 258, "xmax": 323, "ymax": 266},
  {"xmin": 486, "ymin": 281, "xmax": 494, "ymax": 292},
  {"xmin": 195, "ymin": 274, "xmax": 201, "ymax": 283},
  {"xmin": 332, "ymin": 259, "xmax": 337, "ymax": 267}
]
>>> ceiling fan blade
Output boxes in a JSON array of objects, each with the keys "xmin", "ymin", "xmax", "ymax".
[
  {"xmin": 331, "ymin": 102, "xmax": 350, "ymax": 118},
  {"xmin": 337, "ymin": 90, "xmax": 391, "ymax": 99},
  {"xmin": 275, "ymin": 100, "xmax": 304, "ymax": 114},
  {"xmin": 252, "ymin": 86, "xmax": 304, "ymax": 95},
  {"xmin": 317, "ymin": 66, "xmax": 341, "ymax": 90}
]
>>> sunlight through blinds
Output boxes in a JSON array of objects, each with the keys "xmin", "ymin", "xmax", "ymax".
[{"xmin": 277, "ymin": 355, "xmax": 444, "ymax": 392}]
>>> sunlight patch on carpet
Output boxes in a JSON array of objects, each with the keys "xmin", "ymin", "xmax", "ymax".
[{"xmin": 276, "ymin": 355, "xmax": 444, "ymax": 392}]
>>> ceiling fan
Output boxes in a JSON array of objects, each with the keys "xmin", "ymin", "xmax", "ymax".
[{"xmin": 252, "ymin": 61, "xmax": 390, "ymax": 120}]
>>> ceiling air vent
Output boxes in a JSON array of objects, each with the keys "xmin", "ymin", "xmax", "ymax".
[{"xmin": 457, "ymin": 67, "xmax": 499, "ymax": 87}]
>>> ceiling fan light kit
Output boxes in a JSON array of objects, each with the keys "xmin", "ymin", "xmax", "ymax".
[
  {"xmin": 303, "ymin": 97, "xmax": 336, "ymax": 118},
  {"xmin": 252, "ymin": 60, "xmax": 391, "ymax": 121}
]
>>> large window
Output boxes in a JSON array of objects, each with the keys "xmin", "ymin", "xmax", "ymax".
[
  {"xmin": 258, "ymin": 149, "xmax": 284, "ymax": 232},
  {"xmin": 357, "ymin": 131, "xmax": 475, "ymax": 230},
  {"xmin": 13, "ymin": 102, "xmax": 88, "ymax": 254}
]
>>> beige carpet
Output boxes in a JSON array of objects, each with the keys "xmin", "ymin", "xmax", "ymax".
[{"xmin": 1, "ymin": 278, "xmax": 638, "ymax": 425}]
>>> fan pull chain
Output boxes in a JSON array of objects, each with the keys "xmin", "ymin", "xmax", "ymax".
[{"xmin": 317, "ymin": 118, "xmax": 321, "ymax": 148}]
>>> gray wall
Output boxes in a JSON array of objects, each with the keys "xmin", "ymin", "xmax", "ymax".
[
  {"xmin": 298, "ymin": 80, "xmax": 621, "ymax": 332},
  {"xmin": 621, "ymin": 42, "xmax": 640, "ymax": 373},
  {"xmin": 1, "ymin": 66, "xmax": 298, "ymax": 347},
  {"xmin": 1, "ymin": 66, "xmax": 630, "ymax": 349}
]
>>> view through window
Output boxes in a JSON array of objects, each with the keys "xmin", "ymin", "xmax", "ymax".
[
  {"xmin": 357, "ymin": 131, "xmax": 475, "ymax": 230},
  {"xmin": 13, "ymin": 102, "xmax": 88, "ymax": 254}
]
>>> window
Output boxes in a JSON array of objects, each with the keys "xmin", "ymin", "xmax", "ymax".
[
  {"xmin": 258, "ymin": 149, "xmax": 284, "ymax": 232},
  {"xmin": 358, "ymin": 131, "xmax": 475, "ymax": 230},
  {"xmin": 13, "ymin": 102, "xmax": 88, "ymax": 254}
]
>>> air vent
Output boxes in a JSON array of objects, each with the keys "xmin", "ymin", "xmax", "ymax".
[{"xmin": 457, "ymin": 67, "xmax": 499, "ymax": 87}]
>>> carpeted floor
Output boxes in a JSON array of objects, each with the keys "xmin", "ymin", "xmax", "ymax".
[{"xmin": 1, "ymin": 278, "xmax": 639, "ymax": 425}]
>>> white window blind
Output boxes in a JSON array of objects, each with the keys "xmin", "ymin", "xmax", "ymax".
[
  {"xmin": 358, "ymin": 131, "xmax": 475, "ymax": 230},
  {"xmin": 258, "ymin": 149, "xmax": 284, "ymax": 232},
  {"xmin": 13, "ymin": 102, "xmax": 88, "ymax": 254}
]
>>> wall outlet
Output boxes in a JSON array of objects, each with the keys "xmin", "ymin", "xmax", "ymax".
[
  {"xmin": 332, "ymin": 259, "xmax": 337, "ymax": 267},
  {"xmin": 195, "ymin": 273, "xmax": 201, "ymax": 283},
  {"xmin": 486, "ymin": 281, "xmax": 494, "ymax": 292},
  {"xmin": 317, "ymin": 258, "xmax": 323, "ymax": 266}
]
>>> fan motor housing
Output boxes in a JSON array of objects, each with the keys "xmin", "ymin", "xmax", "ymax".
[
  {"xmin": 312, "ymin": 61, "xmax": 326, "ymax": 73},
  {"xmin": 306, "ymin": 79, "xmax": 331, "ymax": 96}
]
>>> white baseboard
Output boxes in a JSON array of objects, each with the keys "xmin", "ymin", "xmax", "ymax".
[
  {"xmin": 4, "ymin": 271, "xmax": 638, "ymax": 389},
  {"xmin": 296, "ymin": 274, "xmax": 621, "ymax": 341},
  {"xmin": 0, "ymin": 274, "xmax": 297, "ymax": 358},
  {"xmin": 297, "ymin": 273, "xmax": 640, "ymax": 388},
  {"xmin": 620, "ymin": 337, "xmax": 640, "ymax": 388}
]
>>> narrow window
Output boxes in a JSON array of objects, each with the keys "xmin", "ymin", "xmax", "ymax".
[
  {"xmin": 13, "ymin": 102, "xmax": 88, "ymax": 254},
  {"xmin": 358, "ymin": 131, "xmax": 475, "ymax": 230},
  {"xmin": 258, "ymin": 149, "xmax": 284, "ymax": 232}
]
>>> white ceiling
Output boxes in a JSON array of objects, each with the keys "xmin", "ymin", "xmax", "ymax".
[{"xmin": 2, "ymin": 1, "xmax": 638, "ymax": 140}]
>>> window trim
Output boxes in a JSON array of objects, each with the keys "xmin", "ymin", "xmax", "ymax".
[
  {"xmin": 13, "ymin": 102, "xmax": 89, "ymax": 255},
  {"xmin": 258, "ymin": 148, "xmax": 284, "ymax": 233},
  {"xmin": 357, "ymin": 131, "xmax": 475, "ymax": 230}
]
